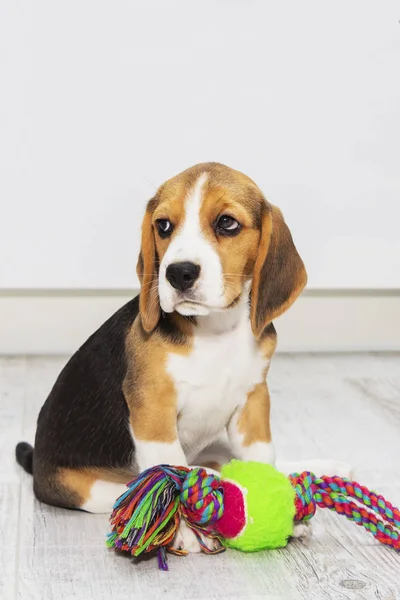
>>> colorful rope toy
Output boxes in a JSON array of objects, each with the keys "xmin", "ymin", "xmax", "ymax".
[{"xmin": 107, "ymin": 460, "xmax": 400, "ymax": 570}]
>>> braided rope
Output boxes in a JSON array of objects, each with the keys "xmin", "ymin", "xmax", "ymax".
[
  {"xmin": 290, "ymin": 471, "xmax": 317, "ymax": 521},
  {"xmin": 316, "ymin": 475, "xmax": 400, "ymax": 528},
  {"xmin": 289, "ymin": 472, "xmax": 400, "ymax": 551},
  {"xmin": 180, "ymin": 467, "xmax": 224, "ymax": 525}
]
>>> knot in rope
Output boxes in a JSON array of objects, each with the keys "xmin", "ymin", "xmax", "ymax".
[
  {"xmin": 180, "ymin": 467, "xmax": 224, "ymax": 526},
  {"xmin": 289, "ymin": 471, "xmax": 317, "ymax": 521}
]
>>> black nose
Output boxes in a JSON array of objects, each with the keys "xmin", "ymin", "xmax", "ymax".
[{"xmin": 166, "ymin": 262, "xmax": 200, "ymax": 292}]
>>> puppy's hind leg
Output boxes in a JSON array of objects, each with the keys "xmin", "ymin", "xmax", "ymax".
[
  {"xmin": 80, "ymin": 479, "xmax": 130, "ymax": 514},
  {"xmin": 34, "ymin": 466, "xmax": 134, "ymax": 514}
]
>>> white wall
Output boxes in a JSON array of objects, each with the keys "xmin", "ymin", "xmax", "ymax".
[
  {"xmin": 1, "ymin": 0, "xmax": 400, "ymax": 290},
  {"xmin": 2, "ymin": 290, "xmax": 400, "ymax": 355}
]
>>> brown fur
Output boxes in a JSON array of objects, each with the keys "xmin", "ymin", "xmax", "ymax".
[
  {"xmin": 237, "ymin": 383, "xmax": 272, "ymax": 446},
  {"xmin": 123, "ymin": 318, "xmax": 192, "ymax": 443},
  {"xmin": 198, "ymin": 182, "xmax": 262, "ymax": 305},
  {"xmin": 236, "ymin": 325, "xmax": 277, "ymax": 446},
  {"xmin": 53, "ymin": 468, "xmax": 133, "ymax": 508},
  {"xmin": 136, "ymin": 210, "xmax": 160, "ymax": 333},
  {"xmin": 258, "ymin": 323, "xmax": 278, "ymax": 359},
  {"xmin": 250, "ymin": 206, "xmax": 307, "ymax": 337}
]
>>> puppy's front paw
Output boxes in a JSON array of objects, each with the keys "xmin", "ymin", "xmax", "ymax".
[
  {"xmin": 172, "ymin": 520, "xmax": 202, "ymax": 553},
  {"xmin": 171, "ymin": 520, "xmax": 222, "ymax": 554},
  {"xmin": 292, "ymin": 521, "xmax": 313, "ymax": 540}
]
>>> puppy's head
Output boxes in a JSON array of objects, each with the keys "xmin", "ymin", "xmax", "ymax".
[{"xmin": 137, "ymin": 163, "xmax": 307, "ymax": 336}]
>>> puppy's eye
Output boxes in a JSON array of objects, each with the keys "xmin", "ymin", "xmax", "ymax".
[
  {"xmin": 215, "ymin": 215, "xmax": 241, "ymax": 236},
  {"xmin": 156, "ymin": 219, "xmax": 173, "ymax": 238}
]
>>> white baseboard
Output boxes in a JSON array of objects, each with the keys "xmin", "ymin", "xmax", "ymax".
[{"xmin": 0, "ymin": 289, "xmax": 399, "ymax": 354}]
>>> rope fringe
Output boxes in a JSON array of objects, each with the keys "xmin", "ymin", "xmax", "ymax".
[{"xmin": 107, "ymin": 465, "xmax": 225, "ymax": 570}]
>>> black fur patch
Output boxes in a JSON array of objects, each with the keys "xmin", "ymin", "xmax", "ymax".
[{"xmin": 32, "ymin": 297, "xmax": 140, "ymax": 473}]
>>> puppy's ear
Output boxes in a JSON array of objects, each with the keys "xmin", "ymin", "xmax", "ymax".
[
  {"xmin": 137, "ymin": 206, "xmax": 160, "ymax": 333},
  {"xmin": 250, "ymin": 204, "xmax": 307, "ymax": 338}
]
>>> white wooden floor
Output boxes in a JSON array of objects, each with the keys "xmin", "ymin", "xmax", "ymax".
[{"xmin": 1, "ymin": 354, "xmax": 400, "ymax": 600}]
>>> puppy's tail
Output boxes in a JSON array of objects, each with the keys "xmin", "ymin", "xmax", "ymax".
[{"xmin": 15, "ymin": 442, "xmax": 34, "ymax": 474}]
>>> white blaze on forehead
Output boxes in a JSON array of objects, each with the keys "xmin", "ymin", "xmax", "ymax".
[
  {"xmin": 162, "ymin": 172, "xmax": 212, "ymax": 265},
  {"xmin": 158, "ymin": 171, "xmax": 226, "ymax": 313},
  {"xmin": 173, "ymin": 172, "xmax": 209, "ymax": 256}
]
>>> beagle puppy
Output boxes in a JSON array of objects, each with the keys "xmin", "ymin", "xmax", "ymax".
[{"xmin": 16, "ymin": 162, "xmax": 350, "ymax": 552}]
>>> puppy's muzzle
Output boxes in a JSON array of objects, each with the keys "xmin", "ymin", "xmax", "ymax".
[{"xmin": 166, "ymin": 262, "xmax": 201, "ymax": 292}]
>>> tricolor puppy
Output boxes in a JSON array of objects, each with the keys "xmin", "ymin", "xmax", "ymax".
[{"xmin": 16, "ymin": 163, "xmax": 350, "ymax": 552}]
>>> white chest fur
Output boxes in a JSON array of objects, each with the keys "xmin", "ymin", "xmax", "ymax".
[{"xmin": 166, "ymin": 303, "xmax": 268, "ymax": 463}]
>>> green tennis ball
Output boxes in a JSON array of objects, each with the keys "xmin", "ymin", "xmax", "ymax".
[{"xmin": 220, "ymin": 460, "xmax": 296, "ymax": 552}]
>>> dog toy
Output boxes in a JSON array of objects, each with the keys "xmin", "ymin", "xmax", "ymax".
[{"xmin": 107, "ymin": 460, "xmax": 400, "ymax": 570}]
